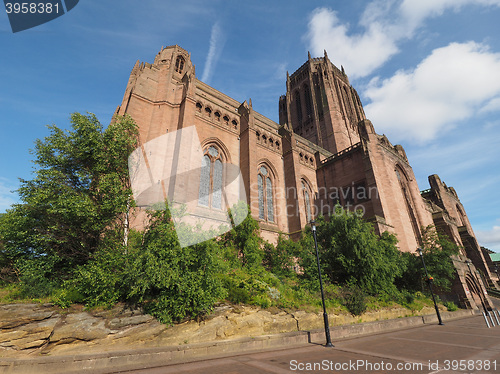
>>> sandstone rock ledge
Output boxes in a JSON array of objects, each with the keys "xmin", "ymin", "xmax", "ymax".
[{"xmin": 0, "ymin": 303, "xmax": 439, "ymax": 357}]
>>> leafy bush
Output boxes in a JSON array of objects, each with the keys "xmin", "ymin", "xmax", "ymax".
[
  {"xmin": 263, "ymin": 235, "xmax": 300, "ymax": 277},
  {"xmin": 69, "ymin": 241, "xmax": 128, "ymax": 308},
  {"xmin": 15, "ymin": 255, "xmax": 62, "ymax": 298},
  {"xmin": 444, "ymin": 301, "xmax": 458, "ymax": 311},
  {"xmin": 396, "ymin": 290, "xmax": 416, "ymax": 306},
  {"xmin": 126, "ymin": 210, "xmax": 226, "ymax": 324},
  {"xmin": 51, "ymin": 287, "xmax": 84, "ymax": 309},
  {"xmin": 221, "ymin": 268, "xmax": 279, "ymax": 305},
  {"xmin": 221, "ymin": 203, "xmax": 264, "ymax": 269},
  {"xmin": 252, "ymin": 294, "xmax": 272, "ymax": 308},
  {"xmin": 342, "ymin": 286, "xmax": 367, "ymax": 316}
]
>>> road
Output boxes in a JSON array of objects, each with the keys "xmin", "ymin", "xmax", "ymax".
[{"xmin": 116, "ymin": 314, "xmax": 500, "ymax": 374}]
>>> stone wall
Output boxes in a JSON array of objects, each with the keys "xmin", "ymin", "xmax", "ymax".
[{"xmin": 0, "ymin": 303, "xmax": 442, "ymax": 358}]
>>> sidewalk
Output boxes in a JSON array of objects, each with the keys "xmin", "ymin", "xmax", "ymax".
[
  {"xmin": 0, "ymin": 309, "xmax": 480, "ymax": 374},
  {"xmin": 124, "ymin": 314, "xmax": 500, "ymax": 374}
]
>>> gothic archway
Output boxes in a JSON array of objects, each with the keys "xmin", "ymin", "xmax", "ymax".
[{"xmin": 395, "ymin": 164, "xmax": 421, "ymax": 245}]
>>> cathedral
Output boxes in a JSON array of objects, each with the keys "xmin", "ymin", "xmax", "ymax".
[{"xmin": 116, "ymin": 45, "xmax": 497, "ymax": 309}]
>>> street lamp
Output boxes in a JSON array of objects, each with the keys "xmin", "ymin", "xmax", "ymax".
[
  {"xmin": 311, "ymin": 220, "xmax": 334, "ymax": 347},
  {"xmin": 416, "ymin": 247, "xmax": 444, "ymax": 325}
]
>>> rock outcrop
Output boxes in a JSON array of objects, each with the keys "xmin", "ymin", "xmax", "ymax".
[{"xmin": 0, "ymin": 303, "xmax": 438, "ymax": 357}]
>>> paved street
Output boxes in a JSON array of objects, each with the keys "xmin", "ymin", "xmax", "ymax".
[{"xmin": 118, "ymin": 315, "xmax": 500, "ymax": 374}]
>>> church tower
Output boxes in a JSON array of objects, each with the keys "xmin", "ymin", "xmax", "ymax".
[
  {"xmin": 279, "ymin": 51, "xmax": 366, "ymax": 154},
  {"xmin": 115, "ymin": 45, "xmax": 195, "ymax": 145}
]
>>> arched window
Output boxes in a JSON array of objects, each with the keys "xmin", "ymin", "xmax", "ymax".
[
  {"xmin": 304, "ymin": 85, "xmax": 313, "ymax": 120},
  {"xmin": 198, "ymin": 146, "xmax": 223, "ymax": 209},
  {"xmin": 457, "ymin": 205, "xmax": 466, "ymax": 227},
  {"xmin": 257, "ymin": 165, "xmax": 274, "ymax": 222},
  {"xmin": 314, "ymin": 75, "xmax": 324, "ymax": 120},
  {"xmin": 295, "ymin": 90, "xmax": 302, "ymax": 124},
  {"xmin": 395, "ymin": 165, "xmax": 420, "ymax": 244},
  {"xmin": 175, "ymin": 55, "xmax": 185, "ymax": 73},
  {"xmin": 302, "ymin": 180, "xmax": 312, "ymax": 223},
  {"xmin": 343, "ymin": 86, "xmax": 354, "ymax": 119}
]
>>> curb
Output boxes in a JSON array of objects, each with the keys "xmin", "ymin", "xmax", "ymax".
[{"xmin": 0, "ymin": 309, "xmax": 476, "ymax": 374}]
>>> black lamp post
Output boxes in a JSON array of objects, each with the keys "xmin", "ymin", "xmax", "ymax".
[
  {"xmin": 311, "ymin": 220, "xmax": 334, "ymax": 347},
  {"xmin": 416, "ymin": 247, "xmax": 444, "ymax": 325}
]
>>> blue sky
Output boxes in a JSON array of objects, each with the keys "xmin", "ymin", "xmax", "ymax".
[{"xmin": 1, "ymin": 0, "xmax": 499, "ymax": 251}]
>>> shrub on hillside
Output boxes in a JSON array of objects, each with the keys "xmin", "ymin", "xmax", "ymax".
[
  {"xmin": 299, "ymin": 208, "xmax": 404, "ymax": 296},
  {"xmin": 342, "ymin": 286, "xmax": 367, "ymax": 316}
]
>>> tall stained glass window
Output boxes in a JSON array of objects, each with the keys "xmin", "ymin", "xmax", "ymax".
[
  {"xmin": 198, "ymin": 146, "xmax": 223, "ymax": 209},
  {"xmin": 258, "ymin": 174, "xmax": 264, "ymax": 219},
  {"xmin": 304, "ymin": 85, "xmax": 313, "ymax": 119},
  {"xmin": 295, "ymin": 91, "xmax": 302, "ymax": 124},
  {"xmin": 266, "ymin": 177, "xmax": 274, "ymax": 222},
  {"xmin": 302, "ymin": 181, "xmax": 312, "ymax": 223},
  {"xmin": 257, "ymin": 165, "xmax": 274, "ymax": 222}
]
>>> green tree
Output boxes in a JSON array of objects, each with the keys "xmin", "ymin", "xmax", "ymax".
[
  {"xmin": 264, "ymin": 234, "xmax": 300, "ymax": 278},
  {"xmin": 299, "ymin": 207, "xmax": 403, "ymax": 295},
  {"xmin": 221, "ymin": 203, "xmax": 264, "ymax": 269},
  {"xmin": 0, "ymin": 213, "xmax": 20, "ymax": 283},
  {"xmin": 397, "ymin": 226, "xmax": 459, "ymax": 292},
  {"xmin": 0, "ymin": 113, "xmax": 138, "ymax": 294},
  {"xmin": 65, "ymin": 238, "xmax": 127, "ymax": 308}
]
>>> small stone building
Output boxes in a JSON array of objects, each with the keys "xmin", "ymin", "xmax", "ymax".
[{"xmin": 115, "ymin": 45, "xmax": 497, "ymax": 309}]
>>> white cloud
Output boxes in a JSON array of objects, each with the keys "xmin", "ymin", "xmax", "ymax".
[
  {"xmin": 400, "ymin": 0, "xmax": 500, "ymax": 26},
  {"xmin": 201, "ymin": 22, "xmax": 226, "ymax": 84},
  {"xmin": 305, "ymin": 1, "xmax": 500, "ymax": 78},
  {"xmin": 476, "ymin": 225, "xmax": 500, "ymax": 249},
  {"xmin": 305, "ymin": 7, "xmax": 399, "ymax": 79},
  {"xmin": 364, "ymin": 42, "xmax": 500, "ymax": 142}
]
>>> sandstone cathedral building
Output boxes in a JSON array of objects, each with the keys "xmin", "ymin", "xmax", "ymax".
[{"xmin": 116, "ymin": 45, "xmax": 497, "ymax": 310}]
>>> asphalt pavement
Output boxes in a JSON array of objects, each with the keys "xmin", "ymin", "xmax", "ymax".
[{"xmin": 117, "ymin": 315, "xmax": 500, "ymax": 374}]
